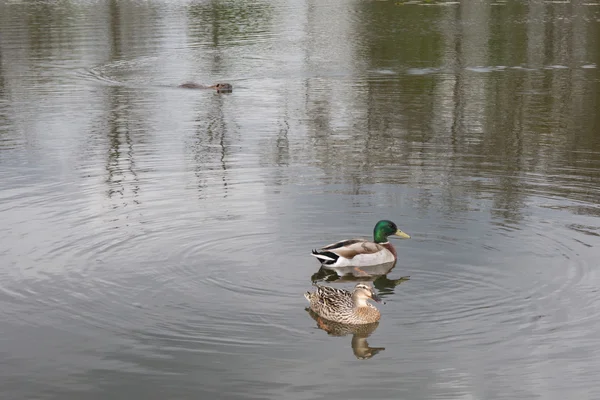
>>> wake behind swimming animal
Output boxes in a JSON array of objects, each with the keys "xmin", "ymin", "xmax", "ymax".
[{"xmin": 178, "ymin": 82, "xmax": 233, "ymax": 93}]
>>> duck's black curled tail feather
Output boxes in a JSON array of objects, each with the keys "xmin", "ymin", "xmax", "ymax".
[{"xmin": 311, "ymin": 249, "xmax": 339, "ymax": 265}]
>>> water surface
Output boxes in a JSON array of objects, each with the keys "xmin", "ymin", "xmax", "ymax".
[{"xmin": 1, "ymin": 0, "xmax": 600, "ymax": 399}]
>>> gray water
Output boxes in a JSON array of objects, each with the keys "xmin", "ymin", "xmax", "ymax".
[{"xmin": 1, "ymin": 0, "xmax": 600, "ymax": 399}]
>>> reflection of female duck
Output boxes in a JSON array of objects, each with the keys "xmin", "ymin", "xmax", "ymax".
[
  {"xmin": 311, "ymin": 220, "xmax": 410, "ymax": 268},
  {"xmin": 304, "ymin": 283, "xmax": 383, "ymax": 324},
  {"xmin": 306, "ymin": 308, "xmax": 385, "ymax": 360}
]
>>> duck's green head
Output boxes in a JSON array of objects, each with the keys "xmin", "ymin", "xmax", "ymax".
[{"xmin": 373, "ymin": 220, "xmax": 411, "ymax": 243}]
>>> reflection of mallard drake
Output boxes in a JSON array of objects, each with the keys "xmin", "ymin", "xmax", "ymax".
[
  {"xmin": 306, "ymin": 308, "xmax": 385, "ymax": 359},
  {"xmin": 311, "ymin": 264, "xmax": 410, "ymax": 290},
  {"xmin": 304, "ymin": 283, "xmax": 383, "ymax": 324},
  {"xmin": 313, "ymin": 261, "xmax": 398, "ymax": 280},
  {"xmin": 311, "ymin": 220, "xmax": 410, "ymax": 268}
]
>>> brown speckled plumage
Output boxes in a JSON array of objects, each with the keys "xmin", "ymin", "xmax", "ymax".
[{"xmin": 304, "ymin": 283, "xmax": 381, "ymax": 324}]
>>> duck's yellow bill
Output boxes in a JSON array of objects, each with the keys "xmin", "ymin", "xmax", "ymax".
[{"xmin": 395, "ymin": 230, "xmax": 411, "ymax": 239}]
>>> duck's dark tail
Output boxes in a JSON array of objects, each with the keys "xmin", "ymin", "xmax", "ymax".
[{"xmin": 311, "ymin": 249, "xmax": 338, "ymax": 265}]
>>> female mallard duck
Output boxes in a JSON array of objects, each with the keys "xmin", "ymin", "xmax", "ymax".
[
  {"xmin": 304, "ymin": 283, "xmax": 383, "ymax": 324},
  {"xmin": 311, "ymin": 220, "xmax": 410, "ymax": 268}
]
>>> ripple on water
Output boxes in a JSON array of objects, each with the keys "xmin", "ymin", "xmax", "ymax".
[
  {"xmin": 393, "ymin": 205, "xmax": 600, "ymax": 353},
  {"xmin": 0, "ymin": 188, "xmax": 309, "ymax": 357},
  {"xmin": 399, "ymin": 261, "xmax": 527, "ymax": 346}
]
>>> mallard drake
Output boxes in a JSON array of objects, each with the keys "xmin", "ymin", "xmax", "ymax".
[
  {"xmin": 304, "ymin": 283, "xmax": 383, "ymax": 324},
  {"xmin": 311, "ymin": 220, "xmax": 410, "ymax": 268}
]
